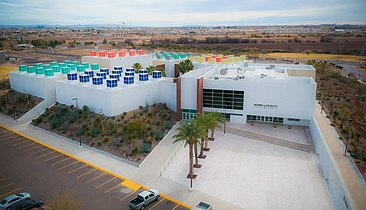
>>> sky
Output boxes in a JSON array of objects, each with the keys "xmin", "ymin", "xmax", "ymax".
[{"xmin": 0, "ymin": 0, "xmax": 365, "ymax": 26}]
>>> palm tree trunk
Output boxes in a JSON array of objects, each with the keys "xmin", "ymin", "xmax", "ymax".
[
  {"xmin": 189, "ymin": 144, "xmax": 194, "ymax": 187},
  {"xmin": 210, "ymin": 129, "xmax": 215, "ymax": 140},
  {"xmin": 194, "ymin": 141, "xmax": 200, "ymax": 167},
  {"xmin": 199, "ymin": 138, "xmax": 205, "ymax": 158}
]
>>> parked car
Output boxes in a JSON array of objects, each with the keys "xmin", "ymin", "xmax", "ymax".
[
  {"xmin": 0, "ymin": 193, "xmax": 31, "ymax": 210},
  {"xmin": 192, "ymin": 202, "xmax": 212, "ymax": 210},
  {"xmin": 13, "ymin": 198, "xmax": 44, "ymax": 210},
  {"xmin": 129, "ymin": 189, "xmax": 159, "ymax": 210}
]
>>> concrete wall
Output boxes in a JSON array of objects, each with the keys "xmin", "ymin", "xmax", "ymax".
[
  {"xmin": 181, "ymin": 76, "xmax": 198, "ymax": 110},
  {"xmin": 159, "ymin": 81, "xmax": 177, "ymax": 112},
  {"xmin": 9, "ymin": 72, "xmax": 63, "ymax": 101},
  {"xmin": 310, "ymin": 117, "xmax": 354, "ymax": 210},
  {"xmin": 82, "ymin": 55, "xmax": 153, "ymax": 70},
  {"xmin": 56, "ymin": 79, "xmax": 176, "ymax": 117}
]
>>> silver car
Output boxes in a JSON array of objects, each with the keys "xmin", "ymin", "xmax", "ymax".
[{"xmin": 0, "ymin": 192, "xmax": 31, "ymax": 210}]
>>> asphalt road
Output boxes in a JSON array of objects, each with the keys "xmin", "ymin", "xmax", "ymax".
[{"xmin": 0, "ymin": 127, "xmax": 188, "ymax": 210}]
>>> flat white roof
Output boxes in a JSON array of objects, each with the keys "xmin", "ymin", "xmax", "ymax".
[{"xmin": 182, "ymin": 62, "xmax": 315, "ymax": 84}]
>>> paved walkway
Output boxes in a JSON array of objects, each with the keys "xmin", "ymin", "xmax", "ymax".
[
  {"xmin": 314, "ymin": 104, "xmax": 366, "ymax": 210},
  {"xmin": 0, "ymin": 114, "xmax": 241, "ymax": 209}
]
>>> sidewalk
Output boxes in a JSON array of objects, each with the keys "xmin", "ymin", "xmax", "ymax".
[
  {"xmin": 0, "ymin": 114, "xmax": 242, "ymax": 209},
  {"xmin": 313, "ymin": 104, "xmax": 366, "ymax": 209}
]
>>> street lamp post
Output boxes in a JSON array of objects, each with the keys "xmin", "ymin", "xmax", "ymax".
[{"xmin": 72, "ymin": 98, "xmax": 82, "ymax": 147}]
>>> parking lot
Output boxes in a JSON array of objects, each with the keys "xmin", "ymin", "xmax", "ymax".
[{"xmin": 0, "ymin": 126, "xmax": 189, "ymax": 210}]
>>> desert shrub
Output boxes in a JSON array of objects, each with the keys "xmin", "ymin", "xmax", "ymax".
[
  {"xmin": 132, "ymin": 146, "xmax": 140, "ymax": 155},
  {"xmin": 97, "ymin": 141, "xmax": 102, "ymax": 147},
  {"xmin": 76, "ymin": 125, "xmax": 86, "ymax": 136},
  {"xmin": 165, "ymin": 121, "xmax": 174, "ymax": 129},
  {"xmin": 141, "ymin": 142, "xmax": 152, "ymax": 153},
  {"xmin": 147, "ymin": 112, "xmax": 153, "ymax": 117},
  {"xmin": 92, "ymin": 127, "xmax": 101, "ymax": 137},
  {"xmin": 68, "ymin": 111, "xmax": 78, "ymax": 123},
  {"xmin": 105, "ymin": 119, "xmax": 117, "ymax": 135},
  {"xmin": 49, "ymin": 117, "xmax": 60, "ymax": 129},
  {"xmin": 15, "ymin": 93, "xmax": 26, "ymax": 103},
  {"xmin": 124, "ymin": 119, "xmax": 146, "ymax": 139},
  {"xmin": 102, "ymin": 136, "xmax": 109, "ymax": 144},
  {"xmin": 155, "ymin": 130, "xmax": 164, "ymax": 141},
  {"xmin": 33, "ymin": 117, "xmax": 43, "ymax": 125}
]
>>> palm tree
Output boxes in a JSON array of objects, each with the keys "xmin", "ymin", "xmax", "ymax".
[
  {"xmin": 173, "ymin": 119, "xmax": 205, "ymax": 188},
  {"xmin": 178, "ymin": 59, "xmax": 193, "ymax": 74},
  {"xmin": 132, "ymin": 63, "xmax": 143, "ymax": 73},
  {"xmin": 196, "ymin": 113, "xmax": 211, "ymax": 158},
  {"xmin": 205, "ymin": 112, "xmax": 225, "ymax": 149},
  {"xmin": 146, "ymin": 65, "xmax": 156, "ymax": 75}
]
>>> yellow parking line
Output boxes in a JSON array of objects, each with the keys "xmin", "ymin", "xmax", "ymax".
[
  {"xmin": 77, "ymin": 168, "xmax": 96, "ymax": 179},
  {"xmin": 68, "ymin": 165, "xmax": 87, "ymax": 174},
  {"xmin": 148, "ymin": 198, "xmax": 165, "ymax": 210},
  {"xmin": 172, "ymin": 204, "xmax": 179, "ymax": 210},
  {"xmin": 50, "ymin": 157, "xmax": 70, "ymax": 166},
  {"xmin": 4, "ymin": 137, "xmax": 22, "ymax": 144},
  {"xmin": 44, "ymin": 154, "xmax": 63, "ymax": 162},
  {"xmin": 10, "ymin": 140, "xmax": 28, "ymax": 146},
  {"xmin": 36, "ymin": 151, "xmax": 56, "ymax": 159},
  {"xmin": 19, "ymin": 142, "xmax": 35, "ymax": 149},
  {"xmin": 29, "ymin": 147, "xmax": 49, "ymax": 156},
  {"xmin": 104, "ymin": 183, "xmax": 121, "ymax": 193},
  {"xmin": 0, "ymin": 178, "xmax": 7, "ymax": 182},
  {"xmin": 85, "ymin": 173, "xmax": 105, "ymax": 183},
  {"xmin": 23, "ymin": 145, "xmax": 42, "ymax": 152},
  {"xmin": 0, "ymin": 124, "xmax": 193, "ymax": 209},
  {"xmin": 119, "ymin": 190, "xmax": 136, "ymax": 201},
  {"xmin": 0, "ymin": 187, "xmax": 22, "ymax": 198},
  {"xmin": 96, "ymin": 177, "xmax": 116, "ymax": 189},
  {"xmin": 58, "ymin": 160, "xmax": 78, "ymax": 170},
  {"xmin": 0, "ymin": 183, "xmax": 14, "ymax": 190}
]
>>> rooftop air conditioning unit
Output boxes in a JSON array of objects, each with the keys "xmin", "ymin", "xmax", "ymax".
[{"xmin": 214, "ymin": 76, "xmax": 219, "ymax": 80}]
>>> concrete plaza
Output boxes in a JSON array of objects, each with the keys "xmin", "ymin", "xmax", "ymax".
[{"xmin": 163, "ymin": 124, "xmax": 335, "ymax": 210}]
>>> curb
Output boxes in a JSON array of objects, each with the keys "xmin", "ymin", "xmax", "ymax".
[{"xmin": 0, "ymin": 123, "xmax": 192, "ymax": 209}]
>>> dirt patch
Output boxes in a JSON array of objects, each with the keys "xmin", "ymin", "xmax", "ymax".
[
  {"xmin": 0, "ymin": 62, "xmax": 18, "ymax": 81},
  {"xmin": 0, "ymin": 90, "xmax": 43, "ymax": 119}
]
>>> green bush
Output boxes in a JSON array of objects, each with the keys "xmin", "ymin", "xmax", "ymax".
[
  {"xmin": 97, "ymin": 141, "xmax": 102, "ymax": 147},
  {"xmin": 165, "ymin": 121, "xmax": 174, "ymax": 129},
  {"xmin": 132, "ymin": 146, "xmax": 139, "ymax": 155},
  {"xmin": 155, "ymin": 130, "xmax": 164, "ymax": 141},
  {"xmin": 102, "ymin": 136, "xmax": 109, "ymax": 144},
  {"xmin": 49, "ymin": 117, "xmax": 60, "ymax": 129},
  {"xmin": 33, "ymin": 117, "xmax": 43, "ymax": 125},
  {"xmin": 92, "ymin": 127, "xmax": 101, "ymax": 137},
  {"xmin": 141, "ymin": 142, "xmax": 152, "ymax": 153}
]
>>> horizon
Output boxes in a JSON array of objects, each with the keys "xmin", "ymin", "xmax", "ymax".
[{"xmin": 0, "ymin": 0, "xmax": 365, "ymax": 26}]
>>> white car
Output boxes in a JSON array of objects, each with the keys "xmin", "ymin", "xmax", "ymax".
[{"xmin": 0, "ymin": 192, "xmax": 31, "ymax": 210}]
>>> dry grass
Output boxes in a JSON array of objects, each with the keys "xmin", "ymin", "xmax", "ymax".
[
  {"xmin": 0, "ymin": 63, "xmax": 17, "ymax": 81},
  {"xmin": 262, "ymin": 53, "xmax": 366, "ymax": 62}
]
